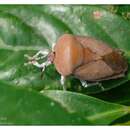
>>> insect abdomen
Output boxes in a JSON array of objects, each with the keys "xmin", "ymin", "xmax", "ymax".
[{"xmin": 74, "ymin": 50, "xmax": 128, "ymax": 81}]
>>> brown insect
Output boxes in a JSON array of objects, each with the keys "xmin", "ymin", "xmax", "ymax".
[{"xmin": 24, "ymin": 34, "xmax": 128, "ymax": 90}]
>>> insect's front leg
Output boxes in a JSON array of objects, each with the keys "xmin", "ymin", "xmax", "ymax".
[
  {"xmin": 32, "ymin": 50, "xmax": 49, "ymax": 59},
  {"xmin": 24, "ymin": 50, "xmax": 49, "ymax": 63},
  {"xmin": 60, "ymin": 75, "xmax": 66, "ymax": 90},
  {"xmin": 24, "ymin": 50, "xmax": 52, "ymax": 76}
]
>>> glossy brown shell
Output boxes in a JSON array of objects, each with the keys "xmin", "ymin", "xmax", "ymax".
[
  {"xmin": 54, "ymin": 34, "xmax": 83, "ymax": 76},
  {"xmin": 53, "ymin": 34, "xmax": 128, "ymax": 81}
]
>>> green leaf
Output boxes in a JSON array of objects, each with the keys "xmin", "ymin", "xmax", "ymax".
[
  {"xmin": 0, "ymin": 5, "xmax": 129, "ymax": 93},
  {"xmin": 116, "ymin": 121, "xmax": 130, "ymax": 125},
  {"xmin": 116, "ymin": 5, "xmax": 130, "ymax": 21},
  {"xmin": 42, "ymin": 90, "xmax": 130, "ymax": 125},
  {"xmin": 0, "ymin": 81, "xmax": 90, "ymax": 125},
  {"xmin": 91, "ymin": 81, "xmax": 130, "ymax": 106},
  {"xmin": 111, "ymin": 114, "xmax": 130, "ymax": 125}
]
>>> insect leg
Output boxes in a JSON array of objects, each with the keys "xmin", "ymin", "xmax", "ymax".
[
  {"xmin": 24, "ymin": 51, "xmax": 49, "ymax": 62},
  {"xmin": 80, "ymin": 80, "xmax": 104, "ymax": 90},
  {"xmin": 32, "ymin": 50, "xmax": 49, "ymax": 60},
  {"xmin": 80, "ymin": 80, "xmax": 100, "ymax": 88},
  {"xmin": 80, "ymin": 80, "xmax": 89, "ymax": 88},
  {"xmin": 24, "ymin": 58, "xmax": 51, "ymax": 71},
  {"xmin": 98, "ymin": 82, "xmax": 105, "ymax": 91},
  {"xmin": 33, "ymin": 50, "xmax": 49, "ymax": 57},
  {"xmin": 60, "ymin": 75, "xmax": 66, "ymax": 90}
]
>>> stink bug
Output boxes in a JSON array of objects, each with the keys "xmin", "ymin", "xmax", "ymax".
[{"xmin": 24, "ymin": 34, "xmax": 128, "ymax": 90}]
